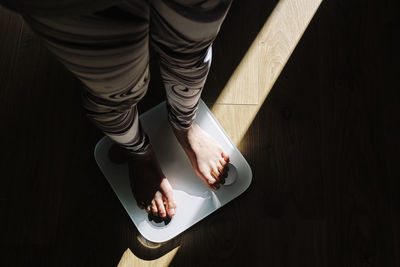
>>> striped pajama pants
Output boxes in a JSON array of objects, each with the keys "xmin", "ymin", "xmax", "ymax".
[{"xmin": 22, "ymin": 0, "xmax": 232, "ymax": 153}]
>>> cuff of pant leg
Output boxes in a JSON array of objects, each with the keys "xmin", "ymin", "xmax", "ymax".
[
  {"xmin": 168, "ymin": 115, "xmax": 193, "ymax": 131},
  {"xmin": 123, "ymin": 120, "xmax": 151, "ymax": 155},
  {"xmin": 124, "ymin": 132, "xmax": 151, "ymax": 156},
  {"xmin": 166, "ymin": 102, "xmax": 197, "ymax": 131}
]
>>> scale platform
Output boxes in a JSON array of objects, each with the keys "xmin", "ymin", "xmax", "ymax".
[{"xmin": 94, "ymin": 99, "xmax": 252, "ymax": 243}]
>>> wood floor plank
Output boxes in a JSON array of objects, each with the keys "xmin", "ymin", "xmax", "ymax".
[
  {"xmin": 211, "ymin": 104, "xmax": 258, "ymax": 146},
  {"xmin": 212, "ymin": 0, "xmax": 322, "ymax": 106},
  {"xmin": 1, "ymin": 0, "xmax": 399, "ymax": 266},
  {"xmin": 211, "ymin": 0, "xmax": 322, "ymax": 148},
  {"xmin": 117, "ymin": 247, "xmax": 179, "ymax": 267},
  {"xmin": 257, "ymin": 0, "xmax": 322, "ymax": 104}
]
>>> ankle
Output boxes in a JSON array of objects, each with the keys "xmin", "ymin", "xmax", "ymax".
[
  {"xmin": 169, "ymin": 119, "xmax": 195, "ymax": 134},
  {"xmin": 125, "ymin": 143, "xmax": 153, "ymax": 160}
]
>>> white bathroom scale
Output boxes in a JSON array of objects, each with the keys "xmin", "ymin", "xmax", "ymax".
[{"xmin": 94, "ymin": 99, "xmax": 252, "ymax": 243}]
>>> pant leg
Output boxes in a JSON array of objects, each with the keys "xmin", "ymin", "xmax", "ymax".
[
  {"xmin": 150, "ymin": 0, "xmax": 233, "ymax": 130},
  {"xmin": 22, "ymin": 1, "xmax": 152, "ymax": 153}
]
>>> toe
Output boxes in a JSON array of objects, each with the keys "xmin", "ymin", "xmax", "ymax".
[
  {"xmin": 208, "ymin": 170, "xmax": 219, "ymax": 184},
  {"xmin": 201, "ymin": 171, "xmax": 217, "ymax": 189},
  {"xmin": 219, "ymin": 158, "xmax": 227, "ymax": 167},
  {"xmin": 137, "ymin": 201, "xmax": 145, "ymax": 209},
  {"xmin": 155, "ymin": 191, "xmax": 167, "ymax": 218},
  {"xmin": 209, "ymin": 171, "xmax": 221, "ymax": 190},
  {"xmin": 164, "ymin": 194, "xmax": 176, "ymax": 217},
  {"xmin": 217, "ymin": 162, "xmax": 224, "ymax": 174},
  {"xmin": 211, "ymin": 167, "xmax": 222, "ymax": 181},
  {"xmin": 146, "ymin": 205, "xmax": 151, "ymax": 213},
  {"xmin": 211, "ymin": 168, "xmax": 222, "ymax": 190},
  {"xmin": 160, "ymin": 178, "xmax": 176, "ymax": 217},
  {"xmin": 151, "ymin": 200, "xmax": 158, "ymax": 216},
  {"xmin": 221, "ymin": 152, "xmax": 230, "ymax": 163}
]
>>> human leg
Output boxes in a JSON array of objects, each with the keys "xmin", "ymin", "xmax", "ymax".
[
  {"xmin": 150, "ymin": 0, "xmax": 232, "ymax": 189},
  {"xmin": 23, "ymin": 2, "xmax": 176, "ymax": 217},
  {"xmin": 23, "ymin": 4, "xmax": 151, "ymax": 153}
]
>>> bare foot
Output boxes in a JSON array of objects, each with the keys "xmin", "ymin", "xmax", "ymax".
[
  {"xmin": 127, "ymin": 144, "xmax": 177, "ymax": 218},
  {"xmin": 172, "ymin": 122, "xmax": 230, "ymax": 190}
]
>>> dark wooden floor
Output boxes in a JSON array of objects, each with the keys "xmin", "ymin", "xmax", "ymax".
[{"xmin": 1, "ymin": 0, "xmax": 399, "ymax": 266}]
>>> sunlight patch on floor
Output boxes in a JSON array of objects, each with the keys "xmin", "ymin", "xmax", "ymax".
[
  {"xmin": 117, "ymin": 246, "xmax": 180, "ymax": 267},
  {"xmin": 211, "ymin": 0, "xmax": 323, "ymax": 146},
  {"xmin": 116, "ymin": 1, "xmax": 322, "ymax": 265}
]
